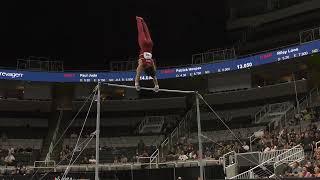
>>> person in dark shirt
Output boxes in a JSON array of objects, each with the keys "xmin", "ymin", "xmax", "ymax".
[
  {"xmin": 301, "ymin": 133, "xmax": 313, "ymax": 159},
  {"xmin": 137, "ymin": 139, "xmax": 145, "ymax": 155}
]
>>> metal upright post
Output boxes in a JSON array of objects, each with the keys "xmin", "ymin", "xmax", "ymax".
[
  {"xmin": 196, "ymin": 93, "xmax": 204, "ymax": 180},
  {"xmin": 95, "ymin": 83, "xmax": 101, "ymax": 180}
]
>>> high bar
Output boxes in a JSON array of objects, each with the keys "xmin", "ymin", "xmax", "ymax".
[{"xmin": 104, "ymin": 83, "xmax": 195, "ymax": 94}]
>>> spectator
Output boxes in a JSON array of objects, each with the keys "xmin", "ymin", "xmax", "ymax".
[
  {"xmin": 300, "ymin": 166, "xmax": 312, "ymax": 177},
  {"xmin": 8, "ymin": 147, "xmax": 14, "ymax": 155},
  {"xmin": 314, "ymin": 147, "xmax": 320, "ymax": 160},
  {"xmin": 314, "ymin": 165, "xmax": 320, "ymax": 177},
  {"xmin": 178, "ymin": 153, "xmax": 188, "ymax": 161},
  {"xmin": 263, "ymin": 143, "xmax": 271, "ymax": 152},
  {"xmin": 137, "ymin": 139, "xmax": 145, "ymax": 155},
  {"xmin": 301, "ymin": 133, "xmax": 313, "ymax": 159},
  {"xmin": 81, "ymin": 157, "xmax": 89, "ymax": 164},
  {"xmin": 89, "ymin": 155, "xmax": 96, "ymax": 164},
  {"xmin": 4, "ymin": 153, "xmax": 15, "ymax": 165},
  {"xmin": 242, "ymin": 142, "xmax": 250, "ymax": 152},
  {"xmin": 204, "ymin": 147, "xmax": 212, "ymax": 158},
  {"xmin": 70, "ymin": 132, "xmax": 77, "ymax": 139},
  {"xmin": 314, "ymin": 132, "xmax": 320, "ymax": 142},
  {"xmin": 113, "ymin": 156, "xmax": 119, "ymax": 164},
  {"xmin": 188, "ymin": 151, "xmax": 197, "ymax": 160},
  {"xmin": 305, "ymin": 161, "xmax": 315, "ymax": 174},
  {"xmin": 120, "ymin": 155, "xmax": 128, "ymax": 163},
  {"xmin": 290, "ymin": 161, "xmax": 302, "ymax": 176}
]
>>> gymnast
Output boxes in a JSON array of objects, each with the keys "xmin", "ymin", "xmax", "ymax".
[{"xmin": 135, "ymin": 16, "xmax": 159, "ymax": 92}]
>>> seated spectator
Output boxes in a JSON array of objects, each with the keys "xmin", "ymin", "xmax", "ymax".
[
  {"xmin": 133, "ymin": 152, "xmax": 139, "ymax": 163},
  {"xmin": 301, "ymin": 133, "xmax": 313, "ymax": 159},
  {"xmin": 137, "ymin": 139, "xmax": 145, "ymax": 155},
  {"xmin": 204, "ymin": 147, "xmax": 212, "ymax": 158},
  {"xmin": 139, "ymin": 150, "xmax": 149, "ymax": 163},
  {"xmin": 70, "ymin": 132, "xmax": 77, "ymax": 139},
  {"xmin": 314, "ymin": 147, "xmax": 320, "ymax": 160},
  {"xmin": 188, "ymin": 151, "xmax": 197, "ymax": 160},
  {"xmin": 4, "ymin": 153, "xmax": 15, "ymax": 165},
  {"xmin": 314, "ymin": 165, "xmax": 320, "ymax": 177},
  {"xmin": 141, "ymin": 150, "xmax": 148, "ymax": 157},
  {"xmin": 81, "ymin": 157, "xmax": 89, "ymax": 164},
  {"xmin": 113, "ymin": 156, "xmax": 119, "ymax": 164},
  {"xmin": 178, "ymin": 153, "xmax": 188, "ymax": 161},
  {"xmin": 314, "ymin": 132, "xmax": 320, "ymax": 143},
  {"xmin": 305, "ymin": 161, "xmax": 315, "ymax": 174},
  {"xmin": 89, "ymin": 155, "xmax": 96, "ymax": 164},
  {"xmin": 8, "ymin": 147, "xmax": 14, "ymax": 155},
  {"xmin": 59, "ymin": 151, "xmax": 65, "ymax": 160},
  {"xmin": 120, "ymin": 155, "xmax": 128, "ymax": 163},
  {"xmin": 263, "ymin": 143, "xmax": 271, "ymax": 152},
  {"xmin": 290, "ymin": 161, "xmax": 302, "ymax": 176},
  {"xmin": 166, "ymin": 148, "xmax": 177, "ymax": 161},
  {"xmin": 300, "ymin": 166, "xmax": 312, "ymax": 177},
  {"xmin": 242, "ymin": 142, "xmax": 250, "ymax": 152}
]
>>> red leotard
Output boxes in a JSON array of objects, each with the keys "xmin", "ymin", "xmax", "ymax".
[
  {"xmin": 136, "ymin": 17, "xmax": 155, "ymax": 67},
  {"xmin": 139, "ymin": 54, "xmax": 154, "ymax": 68},
  {"xmin": 136, "ymin": 17, "xmax": 153, "ymax": 54}
]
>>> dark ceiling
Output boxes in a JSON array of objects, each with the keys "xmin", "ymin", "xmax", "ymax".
[{"xmin": 0, "ymin": 1, "xmax": 228, "ymax": 70}]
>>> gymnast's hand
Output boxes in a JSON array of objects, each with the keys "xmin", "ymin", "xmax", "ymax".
[
  {"xmin": 154, "ymin": 85, "xmax": 159, "ymax": 92},
  {"xmin": 135, "ymin": 83, "xmax": 141, "ymax": 91}
]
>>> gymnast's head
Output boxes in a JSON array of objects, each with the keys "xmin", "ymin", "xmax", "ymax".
[{"xmin": 144, "ymin": 65, "xmax": 156, "ymax": 77}]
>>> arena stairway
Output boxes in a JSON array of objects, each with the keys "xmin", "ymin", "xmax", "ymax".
[
  {"xmin": 254, "ymin": 102, "xmax": 293, "ymax": 124},
  {"xmin": 226, "ymin": 145, "xmax": 304, "ymax": 179},
  {"xmin": 138, "ymin": 116, "xmax": 165, "ymax": 134}
]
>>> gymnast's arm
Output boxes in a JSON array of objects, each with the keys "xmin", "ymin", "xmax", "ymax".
[
  {"xmin": 135, "ymin": 59, "xmax": 144, "ymax": 86},
  {"xmin": 152, "ymin": 63, "xmax": 159, "ymax": 87}
]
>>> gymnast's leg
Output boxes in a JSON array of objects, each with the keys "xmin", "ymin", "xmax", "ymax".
[
  {"xmin": 136, "ymin": 16, "xmax": 146, "ymax": 50},
  {"xmin": 136, "ymin": 16, "xmax": 153, "ymax": 53},
  {"xmin": 141, "ymin": 18, "xmax": 153, "ymax": 45}
]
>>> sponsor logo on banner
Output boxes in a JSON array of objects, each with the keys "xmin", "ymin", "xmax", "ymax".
[
  {"xmin": 63, "ymin": 73, "xmax": 76, "ymax": 78},
  {"xmin": 160, "ymin": 69, "xmax": 175, "ymax": 74},
  {"xmin": 0, "ymin": 72, "xmax": 24, "ymax": 79}
]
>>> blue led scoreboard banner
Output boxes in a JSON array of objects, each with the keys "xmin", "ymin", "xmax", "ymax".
[{"xmin": 0, "ymin": 40, "xmax": 319, "ymax": 83}]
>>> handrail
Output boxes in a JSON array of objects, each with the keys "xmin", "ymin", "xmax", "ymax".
[
  {"xmin": 222, "ymin": 151, "xmax": 236, "ymax": 173},
  {"xmin": 160, "ymin": 137, "xmax": 169, "ymax": 158},
  {"xmin": 273, "ymin": 148, "xmax": 304, "ymax": 169},
  {"xmin": 30, "ymin": 159, "xmax": 219, "ymax": 170},
  {"xmin": 309, "ymin": 87, "xmax": 319, "ymax": 105},
  {"xmin": 281, "ymin": 86, "xmax": 319, "ymax": 128},
  {"xmin": 229, "ymin": 144, "xmax": 302, "ymax": 179},
  {"xmin": 258, "ymin": 149, "xmax": 292, "ymax": 164},
  {"xmin": 137, "ymin": 148, "xmax": 159, "ymax": 168}
]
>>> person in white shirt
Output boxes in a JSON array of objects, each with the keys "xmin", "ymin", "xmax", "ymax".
[
  {"xmin": 89, "ymin": 155, "xmax": 96, "ymax": 164},
  {"xmin": 4, "ymin": 153, "xmax": 15, "ymax": 165},
  {"xmin": 178, "ymin": 154, "xmax": 188, "ymax": 161},
  {"xmin": 242, "ymin": 142, "xmax": 250, "ymax": 151}
]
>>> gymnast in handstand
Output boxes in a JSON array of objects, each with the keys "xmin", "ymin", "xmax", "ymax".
[{"xmin": 135, "ymin": 16, "xmax": 159, "ymax": 92}]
